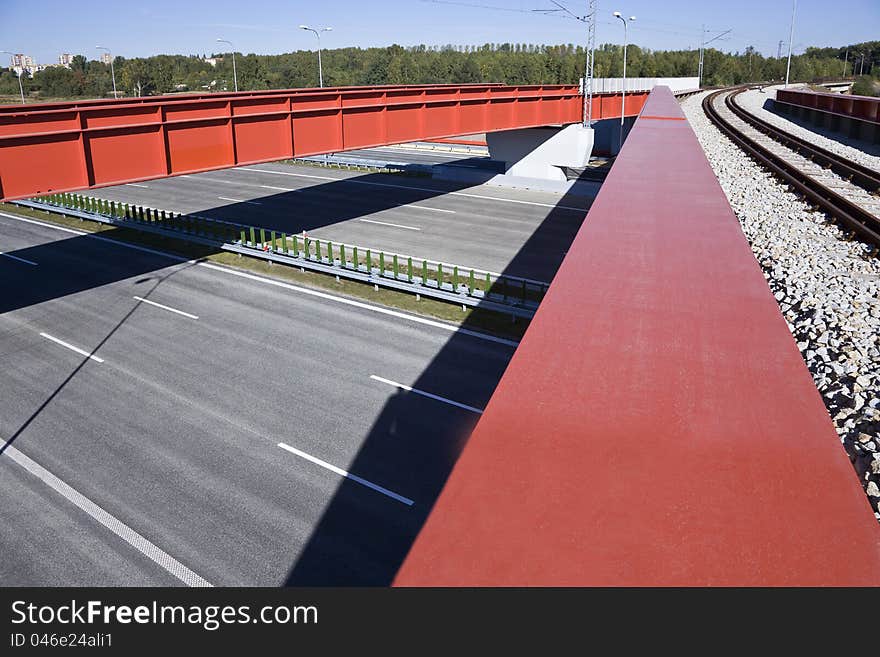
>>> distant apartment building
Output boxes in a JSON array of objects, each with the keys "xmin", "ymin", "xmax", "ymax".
[
  {"xmin": 100, "ymin": 52, "xmax": 111, "ymax": 65},
  {"xmin": 204, "ymin": 56, "xmax": 223, "ymax": 67},
  {"xmin": 8, "ymin": 53, "xmax": 37, "ymax": 77},
  {"xmin": 58, "ymin": 53, "xmax": 74, "ymax": 68}
]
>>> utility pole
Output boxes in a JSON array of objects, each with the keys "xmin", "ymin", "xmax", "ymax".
[
  {"xmin": 777, "ymin": 40, "xmax": 783, "ymax": 60},
  {"xmin": 583, "ymin": 0, "xmax": 597, "ymax": 127},
  {"xmin": 843, "ymin": 49, "xmax": 848, "ymax": 77},
  {"xmin": 784, "ymin": 0, "xmax": 796, "ymax": 88},
  {"xmin": 698, "ymin": 27, "xmax": 732, "ymax": 88}
]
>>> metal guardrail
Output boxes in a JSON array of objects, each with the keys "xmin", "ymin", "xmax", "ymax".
[{"xmin": 17, "ymin": 194, "xmax": 547, "ymax": 318}]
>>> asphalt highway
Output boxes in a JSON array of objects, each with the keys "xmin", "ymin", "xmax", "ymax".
[
  {"xmin": 83, "ymin": 162, "xmax": 591, "ymax": 282},
  {"xmin": 0, "ymin": 211, "xmax": 517, "ymax": 585}
]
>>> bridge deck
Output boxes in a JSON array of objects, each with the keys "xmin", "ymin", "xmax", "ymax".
[{"xmin": 394, "ymin": 86, "xmax": 880, "ymax": 586}]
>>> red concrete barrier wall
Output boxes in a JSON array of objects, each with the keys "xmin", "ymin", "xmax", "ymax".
[
  {"xmin": 776, "ymin": 89, "xmax": 880, "ymax": 125},
  {"xmin": 394, "ymin": 86, "xmax": 880, "ymax": 586}
]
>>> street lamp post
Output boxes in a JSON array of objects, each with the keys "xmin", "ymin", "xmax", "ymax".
[
  {"xmin": 784, "ymin": 0, "xmax": 797, "ymax": 88},
  {"xmin": 612, "ymin": 12, "xmax": 635, "ymax": 154},
  {"xmin": 1, "ymin": 51, "xmax": 25, "ymax": 104},
  {"xmin": 299, "ymin": 25, "xmax": 332, "ymax": 88},
  {"xmin": 216, "ymin": 39, "xmax": 238, "ymax": 92},
  {"xmin": 95, "ymin": 46, "xmax": 117, "ymax": 98}
]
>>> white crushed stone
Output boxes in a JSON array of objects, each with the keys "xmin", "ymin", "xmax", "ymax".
[{"xmin": 681, "ymin": 90, "xmax": 880, "ymax": 522}]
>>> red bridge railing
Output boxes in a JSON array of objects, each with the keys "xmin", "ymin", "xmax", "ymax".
[{"xmin": 394, "ymin": 86, "xmax": 880, "ymax": 586}]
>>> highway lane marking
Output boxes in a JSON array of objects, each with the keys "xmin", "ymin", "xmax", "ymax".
[
  {"xmin": 240, "ymin": 167, "xmax": 589, "ymax": 211},
  {"xmin": 370, "ymin": 375, "xmax": 483, "ymax": 414},
  {"xmin": 277, "ymin": 442, "xmax": 414, "ymax": 506},
  {"xmin": 126, "ymin": 183, "xmax": 150, "ymax": 188},
  {"xmin": 217, "ymin": 196, "xmax": 263, "ymax": 205},
  {"xmin": 0, "ymin": 251, "xmax": 37, "ymax": 265},
  {"xmin": 358, "ymin": 218, "xmax": 421, "ymax": 231},
  {"xmin": 132, "ymin": 296, "xmax": 199, "ymax": 320},
  {"xmin": 0, "ymin": 443, "xmax": 212, "ymax": 587},
  {"xmin": 39, "ymin": 333, "xmax": 104, "ymax": 363},
  {"xmin": 0, "ymin": 213, "xmax": 519, "ymax": 348},
  {"xmin": 410, "ymin": 205, "xmax": 455, "ymax": 214}
]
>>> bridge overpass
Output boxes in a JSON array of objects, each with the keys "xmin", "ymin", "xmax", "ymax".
[
  {"xmin": 1, "ymin": 83, "xmax": 877, "ymax": 587},
  {"xmin": 0, "ymin": 84, "xmax": 649, "ymax": 201}
]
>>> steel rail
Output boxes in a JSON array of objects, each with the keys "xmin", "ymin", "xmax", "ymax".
[
  {"xmin": 702, "ymin": 88, "xmax": 880, "ymax": 249},
  {"xmin": 726, "ymin": 88, "xmax": 880, "ymax": 193}
]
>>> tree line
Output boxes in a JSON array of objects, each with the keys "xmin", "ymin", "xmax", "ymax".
[{"xmin": 1, "ymin": 40, "xmax": 877, "ymax": 101}]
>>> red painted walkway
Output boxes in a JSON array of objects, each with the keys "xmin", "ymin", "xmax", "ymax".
[
  {"xmin": 0, "ymin": 84, "xmax": 646, "ymax": 201},
  {"xmin": 394, "ymin": 86, "xmax": 880, "ymax": 586}
]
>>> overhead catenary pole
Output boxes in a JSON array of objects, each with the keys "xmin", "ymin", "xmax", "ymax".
[
  {"xmin": 216, "ymin": 38, "xmax": 238, "ymax": 91},
  {"xmin": 299, "ymin": 25, "xmax": 332, "ymax": 88},
  {"xmin": 698, "ymin": 27, "xmax": 731, "ymax": 88},
  {"xmin": 1, "ymin": 50, "xmax": 25, "ymax": 103},
  {"xmin": 784, "ymin": 0, "xmax": 796, "ymax": 88},
  {"xmin": 95, "ymin": 46, "xmax": 117, "ymax": 99}
]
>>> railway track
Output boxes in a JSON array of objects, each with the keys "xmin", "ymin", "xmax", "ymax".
[{"xmin": 702, "ymin": 87, "xmax": 880, "ymax": 249}]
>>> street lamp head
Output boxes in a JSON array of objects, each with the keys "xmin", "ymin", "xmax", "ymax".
[
  {"xmin": 629, "ymin": 16, "xmax": 636, "ymax": 21},
  {"xmin": 299, "ymin": 25, "xmax": 310, "ymax": 30},
  {"xmin": 323, "ymin": 27, "xmax": 332, "ymax": 32},
  {"xmin": 613, "ymin": 11, "xmax": 621, "ymax": 17}
]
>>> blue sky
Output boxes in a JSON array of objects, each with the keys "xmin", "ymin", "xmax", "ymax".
[{"xmin": 1, "ymin": 0, "xmax": 877, "ymax": 65}]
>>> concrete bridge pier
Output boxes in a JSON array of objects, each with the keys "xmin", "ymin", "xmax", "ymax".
[{"xmin": 486, "ymin": 123, "xmax": 594, "ymax": 182}]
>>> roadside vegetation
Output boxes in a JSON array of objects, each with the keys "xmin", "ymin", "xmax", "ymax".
[{"xmin": 0, "ymin": 202, "xmax": 529, "ymax": 341}]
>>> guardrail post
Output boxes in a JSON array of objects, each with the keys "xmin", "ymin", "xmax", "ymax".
[
  {"xmin": 469, "ymin": 269, "xmax": 475, "ymax": 295},
  {"xmin": 110, "ymin": 201, "xmax": 116, "ymax": 216},
  {"xmin": 271, "ymin": 231, "xmax": 277, "ymax": 252},
  {"xmin": 240, "ymin": 229, "xmax": 246, "ymax": 245},
  {"xmin": 379, "ymin": 252, "xmax": 385, "ymax": 277},
  {"xmin": 393, "ymin": 254, "xmax": 399, "ymax": 279},
  {"xmin": 249, "ymin": 227, "xmax": 256, "ymax": 247},
  {"xmin": 340, "ymin": 243, "xmax": 346, "ymax": 267},
  {"xmin": 305, "ymin": 237, "xmax": 311, "ymax": 259},
  {"xmin": 352, "ymin": 246, "xmax": 359, "ymax": 270},
  {"xmin": 316, "ymin": 240, "xmax": 322, "ymax": 261},
  {"xmin": 485, "ymin": 273, "xmax": 491, "ymax": 296},
  {"xmin": 292, "ymin": 235, "xmax": 299, "ymax": 257},
  {"xmin": 259, "ymin": 229, "xmax": 267, "ymax": 249},
  {"xmin": 327, "ymin": 241, "xmax": 334, "ymax": 264},
  {"xmin": 282, "ymin": 233, "xmax": 289, "ymax": 254},
  {"xmin": 407, "ymin": 257, "xmax": 413, "ymax": 283},
  {"xmin": 366, "ymin": 249, "xmax": 372, "ymax": 273},
  {"xmin": 422, "ymin": 260, "xmax": 428, "ymax": 285},
  {"xmin": 453, "ymin": 266, "xmax": 459, "ymax": 291},
  {"xmin": 437, "ymin": 263, "xmax": 443, "ymax": 289}
]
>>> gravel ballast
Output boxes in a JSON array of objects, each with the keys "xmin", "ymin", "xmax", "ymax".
[{"xmin": 681, "ymin": 90, "xmax": 880, "ymax": 522}]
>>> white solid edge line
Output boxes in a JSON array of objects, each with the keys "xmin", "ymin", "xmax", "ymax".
[
  {"xmin": 240, "ymin": 167, "xmax": 588, "ymax": 211},
  {"xmin": 277, "ymin": 442, "xmax": 413, "ymax": 506},
  {"xmin": 133, "ymin": 296, "xmax": 199, "ymax": 320},
  {"xmin": 358, "ymin": 218, "xmax": 421, "ymax": 231},
  {"xmin": 0, "ymin": 443, "xmax": 212, "ymax": 587},
  {"xmin": 126, "ymin": 183, "xmax": 150, "ymax": 188},
  {"xmin": 370, "ymin": 375, "xmax": 483, "ymax": 414},
  {"xmin": 39, "ymin": 332, "xmax": 104, "ymax": 363},
  {"xmin": 0, "ymin": 251, "xmax": 38, "ymax": 265},
  {"xmin": 217, "ymin": 196, "xmax": 262, "ymax": 205},
  {"xmin": 0, "ymin": 213, "xmax": 519, "ymax": 348}
]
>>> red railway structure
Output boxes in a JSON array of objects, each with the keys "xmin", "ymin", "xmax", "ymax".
[{"xmin": 0, "ymin": 84, "xmax": 647, "ymax": 201}]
